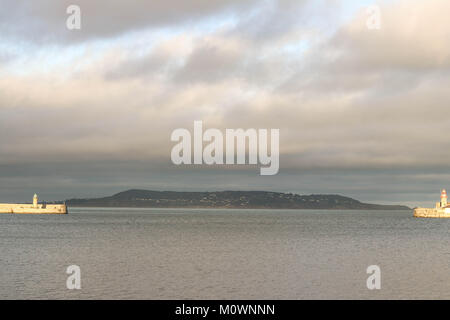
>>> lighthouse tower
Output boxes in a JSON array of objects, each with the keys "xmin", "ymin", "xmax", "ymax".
[
  {"xmin": 441, "ymin": 189, "xmax": 447, "ymax": 207},
  {"xmin": 33, "ymin": 194, "xmax": 38, "ymax": 208}
]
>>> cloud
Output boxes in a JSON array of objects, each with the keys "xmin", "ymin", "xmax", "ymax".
[
  {"xmin": 0, "ymin": 0, "xmax": 258, "ymax": 43},
  {"xmin": 343, "ymin": 0, "xmax": 450, "ymax": 71},
  {"xmin": 2, "ymin": 0, "xmax": 450, "ymax": 168},
  {"xmin": 172, "ymin": 36, "xmax": 247, "ymax": 83},
  {"xmin": 1, "ymin": 0, "xmax": 450, "ymax": 205}
]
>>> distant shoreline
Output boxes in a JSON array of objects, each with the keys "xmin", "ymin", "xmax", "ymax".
[
  {"xmin": 65, "ymin": 189, "xmax": 411, "ymax": 211},
  {"xmin": 68, "ymin": 206, "xmax": 411, "ymax": 211}
]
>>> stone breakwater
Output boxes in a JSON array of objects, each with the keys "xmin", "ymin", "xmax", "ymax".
[
  {"xmin": 413, "ymin": 208, "xmax": 450, "ymax": 218},
  {"xmin": 0, "ymin": 203, "xmax": 67, "ymax": 214}
]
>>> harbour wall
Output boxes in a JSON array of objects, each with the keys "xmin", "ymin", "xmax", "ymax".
[
  {"xmin": 414, "ymin": 207, "xmax": 450, "ymax": 218},
  {"xmin": 0, "ymin": 203, "xmax": 67, "ymax": 214}
]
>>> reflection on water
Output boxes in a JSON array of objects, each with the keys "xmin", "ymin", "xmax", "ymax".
[{"xmin": 0, "ymin": 208, "xmax": 449, "ymax": 299}]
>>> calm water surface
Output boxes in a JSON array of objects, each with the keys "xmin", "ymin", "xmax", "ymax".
[{"xmin": 1, "ymin": 208, "xmax": 449, "ymax": 299}]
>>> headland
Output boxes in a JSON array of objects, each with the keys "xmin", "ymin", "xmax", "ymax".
[{"xmin": 66, "ymin": 189, "xmax": 410, "ymax": 210}]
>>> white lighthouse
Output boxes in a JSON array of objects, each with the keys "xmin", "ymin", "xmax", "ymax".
[
  {"xmin": 415, "ymin": 189, "xmax": 450, "ymax": 218},
  {"xmin": 33, "ymin": 194, "xmax": 38, "ymax": 208}
]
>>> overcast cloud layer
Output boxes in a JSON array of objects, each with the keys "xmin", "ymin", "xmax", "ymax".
[{"xmin": 0, "ymin": 0, "xmax": 449, "ymax": 206}]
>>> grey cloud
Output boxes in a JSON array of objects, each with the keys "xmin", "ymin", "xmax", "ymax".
[
  {"xmin": 0, "ymin": 0, "xmax": 258, "ymax": 43},
  {"xmin": 173, "ymin": 39, "xmax": 244, "ymax": 83},
  {"xmin": 104, "ymin": 50, "xmax": 174, "ymax": 81},
  {"xmin": 0, "ymin": 52, "xmax": 14, "ymax": 64},
  {"xmin": 101, "ymin": 0, "xmax": 312, "ymax": 83},
  {"xmin": 279, "ymin": 0, "xmax": 450, "ymax": 96}
]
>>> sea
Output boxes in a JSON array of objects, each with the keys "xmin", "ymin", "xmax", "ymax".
[{"xmin": 1, "ymin": 208, "xmax": 450, "ymax": 299}]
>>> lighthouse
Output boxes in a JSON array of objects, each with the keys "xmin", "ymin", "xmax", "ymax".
[
  {"xmin": 33, "ymin": 194, "xmax": 38, "ymax": 208},
  {"xmin": 415, "ymin": 189, "xmax": 450, "ymax": 218},
  {"xmin": 441, "ymin": 189, "xmax": 448, "ymax": 207}
]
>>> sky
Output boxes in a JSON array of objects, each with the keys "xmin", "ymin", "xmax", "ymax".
[{"xmin": 0, "ymin": 0, "xmax": 449, "ymax": 207}]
